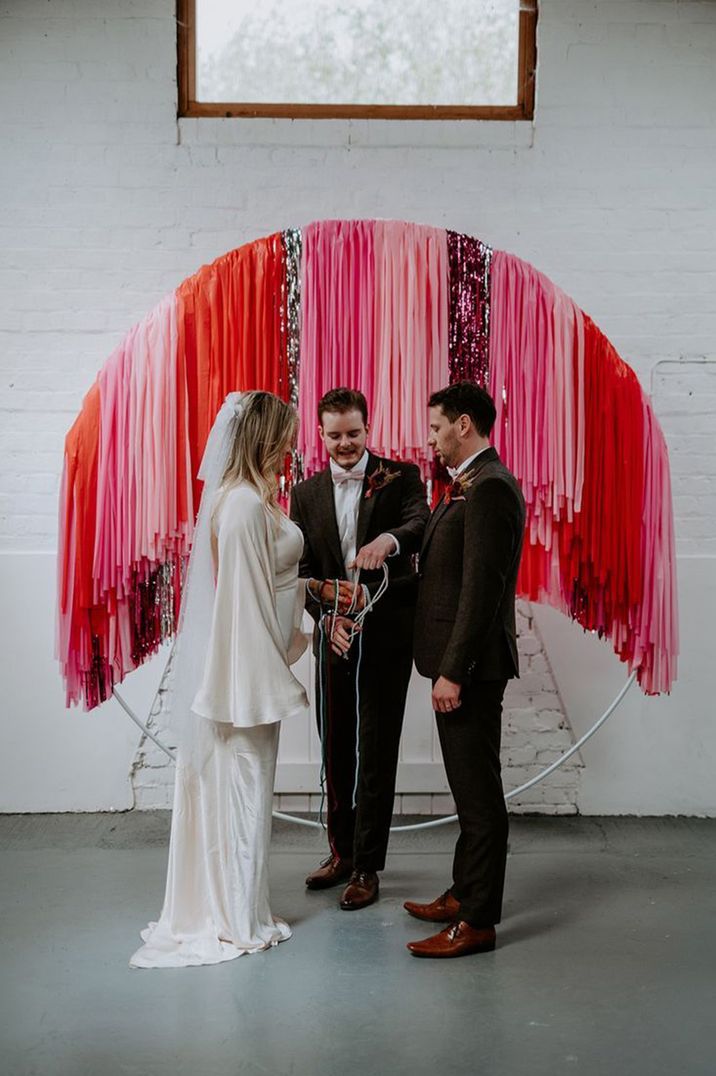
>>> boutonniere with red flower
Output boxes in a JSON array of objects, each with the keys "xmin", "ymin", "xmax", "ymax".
[
  {"xmin": 444, "ymin": 470, "xmax": 479, "ymax": 504},
  {"xmin": 364, "ymin": 463, "xmax": 401, "ymax": 499}
]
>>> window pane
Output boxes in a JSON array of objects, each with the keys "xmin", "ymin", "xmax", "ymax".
[{"xmin": 196, "ymin": 0, "xmax": 520, "ymax": 107}]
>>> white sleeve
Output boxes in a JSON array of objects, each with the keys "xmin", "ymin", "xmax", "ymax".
[
  {"xmin": 288, "ymin": 578, "xmax": 310, "ymax": 666},
  {"xmin": 192, "ymin": 489, "xmax": 308, "ymax": 726}
]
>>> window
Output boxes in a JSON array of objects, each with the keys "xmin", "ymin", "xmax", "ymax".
[{"xmin": 178, "ymin": 0, "xmax": 537, "ymax": 120}]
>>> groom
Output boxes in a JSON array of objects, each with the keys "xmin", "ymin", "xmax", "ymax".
[
  {"xmin": 290, "ymin": 388, "xmax": 429, "ymax": 910},
  {"xmin": 406, "ymin": 381, "xmax": 525, "ymax": 958}
]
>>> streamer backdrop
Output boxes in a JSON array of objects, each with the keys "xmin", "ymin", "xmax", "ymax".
[{"xmin": 57, "ymin": 220, "xmax": 678, "ymax": 708}]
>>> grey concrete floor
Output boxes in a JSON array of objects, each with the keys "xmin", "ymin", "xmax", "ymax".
[{"xmin": 0, "ymin": 814, "xmax": 714, "ymax": 1076}]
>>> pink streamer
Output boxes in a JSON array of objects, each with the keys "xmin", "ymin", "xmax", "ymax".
[
  {"xmin": 298, "ymin": 220, "xmax": 376, "ymax": 474},
  {"xmin": 489, "ymin": 251, "xmax": 585, "ymax": 542},
  {"xmin": 298, "ymin": 219, "xmax": 449, "ymax": 473}
]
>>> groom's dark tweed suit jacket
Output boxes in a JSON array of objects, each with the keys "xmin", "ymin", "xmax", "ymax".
[{"xmin": 414, "ymin": 446, "xmax": 526, "ymax": 684}]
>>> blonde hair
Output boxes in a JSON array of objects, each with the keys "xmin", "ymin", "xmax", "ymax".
[{"xmin": 219, "ymin": 391, "xmax": 297, "ymax": 513}]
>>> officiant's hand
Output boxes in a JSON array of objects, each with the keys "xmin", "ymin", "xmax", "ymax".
[
  {"xmin": 432, "ymin": 676, "xmax": 462, "ymax": 713},
  {"xmin": 326, "ymin": 615, "xmax": 360, "ymax": 657},
  {"xmin": 351, "ymin": 533, "xmax": 397, "ymax": 572}
]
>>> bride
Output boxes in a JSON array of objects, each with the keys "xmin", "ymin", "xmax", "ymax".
[{"xmin": 131, "ymin": 391, "xmax": 310, "ymax": 969}]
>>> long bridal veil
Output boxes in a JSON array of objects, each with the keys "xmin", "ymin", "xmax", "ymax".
[
  {"xmin": 166, "ymin": 391, "xmax": 246, "ymax": 766},
  {"xmin": 130, "ymin": 391, "xmax": 293, "ymax": 969}
]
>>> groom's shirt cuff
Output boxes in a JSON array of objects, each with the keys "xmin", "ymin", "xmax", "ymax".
[{"xmin": 381, "ymin": 532, "xmax": 400, "ymax": 556}]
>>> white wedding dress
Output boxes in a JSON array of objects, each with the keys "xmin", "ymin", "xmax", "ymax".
[{"xmin": 130, "ymin": 484, "xmax": 309, "ymax": 969}]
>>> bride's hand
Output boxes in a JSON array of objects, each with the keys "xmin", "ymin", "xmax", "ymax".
[
  {"xmin": 315, "ymin": 579, "xmax": 364, "ymax": 614},
  {"xmin": 336, "ymin": 579, "xmax": 364, "ymax": 613},
  {"xmin": 325, "ymin": 615, "xmax": 359, "ymax": 657}
]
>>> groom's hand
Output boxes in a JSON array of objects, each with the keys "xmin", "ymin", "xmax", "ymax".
[
  {"xmin": 326, "ymin": 615, "xmax": 359, "ymax": 657},
  {"xmin": 432, "ymin": 676, "xmax": 462, "ymax": 713},
  {"xmin": 351, "ymin": 533, "xmax": 397, "ymax": 572}
]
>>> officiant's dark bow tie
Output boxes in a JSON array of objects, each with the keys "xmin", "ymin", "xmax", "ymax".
[{"xmin": 332, "ymin": 470, "xmax": 364, "ymax": 484}]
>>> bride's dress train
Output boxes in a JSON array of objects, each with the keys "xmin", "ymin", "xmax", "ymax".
[{"xmin": 130, "ymin": 719, "xmax": 290, "ymax": 969}]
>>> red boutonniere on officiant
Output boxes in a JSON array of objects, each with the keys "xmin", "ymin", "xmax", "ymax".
[{"xmin": 364, "ymin": 463, "xmax": 401, "ymax": 499}]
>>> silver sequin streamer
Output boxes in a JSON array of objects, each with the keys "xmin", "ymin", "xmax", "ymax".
[
  {"xmin": 157, "ymin": 560, "xmax": 175, "ymax": 641},
  {"xmin": 282, "ymin": 228, "xmax": 304, "ymax": 484}
]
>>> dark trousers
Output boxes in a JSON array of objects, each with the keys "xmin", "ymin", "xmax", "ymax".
[
  {"xmin": 315, "ymin": 632, "xmax": 413, "ymax": 872},
  {"xmin": 436, "ymin": 678, "xmax": 509, "ymax": 927}
]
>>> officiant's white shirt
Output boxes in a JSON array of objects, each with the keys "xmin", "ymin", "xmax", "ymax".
[{"xmin": 330, "ymin": 452, "xmax": 399, "ymax": 578}]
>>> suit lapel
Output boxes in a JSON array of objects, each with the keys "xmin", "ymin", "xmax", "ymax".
[
  {"xmin": 420, "ymin": 447, "xmax": 499, "ymax": 561},
  {"xmin": 420, "ymin": 497, "xmax": 451, "ymax": 560},
  {"xmin": 356, "ymin": 452, "xmax": 380, "ymax": 551},
  {"xmin": 314, "ymin": 468, "xmax": 345, "ymax": 573}
]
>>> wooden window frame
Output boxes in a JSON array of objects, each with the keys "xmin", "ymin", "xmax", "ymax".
[{"xmin": 177, "ymin": 0, "xmax": 537, "ymax": 121}]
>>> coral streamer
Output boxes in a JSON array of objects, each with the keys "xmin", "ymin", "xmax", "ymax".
[{"xmin": 59, "ymin": 234, "xmax": 288, "ymax": 707}]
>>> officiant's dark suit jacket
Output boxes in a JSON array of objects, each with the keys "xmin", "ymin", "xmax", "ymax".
[
  {"xmin": 291, "ymin": 452, "xmax": 429, "ymax": 654},
  {"xmin": 414, "ymin": 447, "xmax": 525, "ymax": 684}
]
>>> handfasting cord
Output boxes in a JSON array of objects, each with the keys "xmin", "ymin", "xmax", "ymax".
[
  {"xmin": 317, "ymin": 564, "xmax": 390, "ymax": 822},
  {"xmin": 315, "ymin": 575, "xmax": 343, "ymax": 830},
  {"xmin": 352, "ymin": 627, "xmax": 363, "ymax": 807}
]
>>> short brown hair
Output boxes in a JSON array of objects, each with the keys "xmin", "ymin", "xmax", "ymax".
[
  {"xmin": 317, "ymin": 387, "xmax": 369, "ymax": 426},
  {"xmin": 428, "ymin": 381, "xmax": 496, "ymax": 438}
]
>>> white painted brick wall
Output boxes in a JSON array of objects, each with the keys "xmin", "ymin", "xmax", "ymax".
[
  {"xmin": 3, "ymin": 0, "xmax": 716, "ymax": 555},
  {"xmin": 2, "ymin": 0, "xmax": 714, "ymax": 813},
  {"xmin": 652, "ymin": 361, "xmax": 716, "ymax": 555}
]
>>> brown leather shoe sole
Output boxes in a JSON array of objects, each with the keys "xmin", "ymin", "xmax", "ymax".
[
  {"xmin": 407, "ymin": 923, "xmax": 496, "ymax": 958},
  {"xmin": 408, "ymin": 936, "xmax": 496, "ymax": 958}
]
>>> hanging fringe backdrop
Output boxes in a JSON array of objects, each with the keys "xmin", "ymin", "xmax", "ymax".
[{"xmin": 57, "ymin": 219, "xmax": 678, "ymax": 709}]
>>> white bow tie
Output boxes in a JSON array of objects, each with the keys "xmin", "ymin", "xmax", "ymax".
[{"xmin": 332, "ymin": 469, "xmax": 364, "ymax": 484}]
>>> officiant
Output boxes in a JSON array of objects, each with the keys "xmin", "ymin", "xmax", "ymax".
[{"xmin": 290, "ymin": 388, "xmax": 428, "ymax": 911}]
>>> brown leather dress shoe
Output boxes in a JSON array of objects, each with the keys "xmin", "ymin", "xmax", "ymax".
[
  {"xmin": 305, "ymin": 855, "xmax": 353, "ymax": 890},
  {"xmin": 339, "ymin": 870, "xmax": 379, "ymax": 910},
  {"xmin": 407, "ymin": 921, "xmax": 496, "ymax": 958},
  {"xmin": 403, "ymin": 889, "xmax": 460, "ymax": 923}
]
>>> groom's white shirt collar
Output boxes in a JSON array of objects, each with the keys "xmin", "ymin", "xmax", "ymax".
[{"xmin": 448, "ymin": 446, "xmax": 491, "ymax": 480}]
